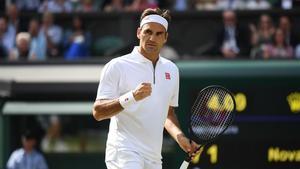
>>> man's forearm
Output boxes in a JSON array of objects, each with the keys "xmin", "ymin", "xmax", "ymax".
[
  {"xmin": 93, "ymin": 99, "xmax": 124, "ymax": 121},
  {"xmin": 164, "ymin": 107, "xmax": 185, "ymax": 143}
]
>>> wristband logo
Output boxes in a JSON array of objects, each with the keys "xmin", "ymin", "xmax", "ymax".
[{"xmin": 125, "ymin": 98, "xmax": 129, "ymax": 102}]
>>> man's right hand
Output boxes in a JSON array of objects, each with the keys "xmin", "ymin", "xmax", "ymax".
[{"xmin": 133, "ymin": 83, "xmax": 152, "ymax": 101}]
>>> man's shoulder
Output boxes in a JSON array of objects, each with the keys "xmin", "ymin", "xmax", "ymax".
[
  {"xmin": 105, "ymin": 53, "xmax": 134, "ymax": 66},
  {"xmin": 160, "ymin": 57, "xmax": 178, "ymax": 70},
  {"xmin": 10, "ymin": 148, "xmax": 24, "ymax": 158}
]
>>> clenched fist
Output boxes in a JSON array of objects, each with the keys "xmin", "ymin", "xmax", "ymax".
[{"xmin": 133, "ymin": 83, "xmax": 152, "ymax": 101}]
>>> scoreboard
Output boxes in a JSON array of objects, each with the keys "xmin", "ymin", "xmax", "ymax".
[{"xmin": 176, "ymin": 60, "xmax": 300, "ymax": 169}]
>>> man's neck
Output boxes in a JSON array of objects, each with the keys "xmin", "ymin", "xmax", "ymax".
[
  {"xmin": 24, "ymin": 148, "xmax": 34, "ymax": 154},
  {"xmin": 138, "ymin": 46, "xmax": 159, "ymax": 65}
]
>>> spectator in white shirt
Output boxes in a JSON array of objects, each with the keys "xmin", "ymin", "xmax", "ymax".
[
  {"xmin": 6, "ymin": 130, "xmax": 49, "ymax": 169},
  {"xmin": 39, "ymin": 0, "xmax": 73, "ymax": 13},
  {"xmin": 246, "ymin": 0, "xmax": 271, "ymax": 10},
  {"xmin": 15, "ymin": 0, "xmax": 41, "ymax": 11},
  {"xmin": 40, "ymin": 12, "xmax": 63, "ymax": 57}
]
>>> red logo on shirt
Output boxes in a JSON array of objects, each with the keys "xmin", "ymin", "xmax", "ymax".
[{"xmin": 165, "ymin": 72, "xmax": 171, "ymax": 80}]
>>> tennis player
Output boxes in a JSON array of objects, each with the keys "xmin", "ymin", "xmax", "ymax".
[{"xmin": 93, "ymin": 8, "xmax": 199, "ymax": 169}]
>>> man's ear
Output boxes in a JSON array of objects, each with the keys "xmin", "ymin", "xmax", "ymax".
[
  {"xmin": 164, "ymin": 32, "xmax": 168, "ymax": 43},
  {"xmin": 137, "ymin": 27, "xmax": 141, "ymax": 40}
]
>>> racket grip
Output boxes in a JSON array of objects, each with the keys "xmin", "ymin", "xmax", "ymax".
[
  {"xmin": 178, "ymin": 154, "xmax": 192, "ymax": 169},
  {"xmin": 179, "ymin": 160, "xmax": 190, "ymax": 169}
]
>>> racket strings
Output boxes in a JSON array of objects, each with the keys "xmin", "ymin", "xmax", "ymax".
[
  {"xmin": 191, "ymin": 89, "xmax": 218, "ymax": 140},
  {"xmin": 190, "ymin": 87, "xmax": 235, "ymax": 141},
  {"xmin": 203, "ymin": 89, "xmax": 227, "ymax": 139}
]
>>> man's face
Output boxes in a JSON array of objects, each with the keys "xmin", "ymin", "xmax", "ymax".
[
  {"xmin": 22, "ymin": 137, "xmax": 36, "ymax": 151},
  {"xmin": 223, "ymin": 11, "xmax": 236, "ymax": 27},
  {"xmin": 29, "ymin": 20, "xmax": 39, "ymax": 35},
  {"xmin": 18, "ymin": 38, "xmax": 29, "ymax": 52},
  {"xmin": 0, "ymin": 18, "xmax": 7, "ymax": 33},
  {"xmin": 279, "ymin": 17, "xmax": 290, "ymax": 31},
  {"xmin": 137, "ymin": 22, "xmax": 168, "ymax": 55}
]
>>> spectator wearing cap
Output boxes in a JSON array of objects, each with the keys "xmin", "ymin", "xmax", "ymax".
[{"xmin": 6, "ymin": 130, "xmax": 49, "ymax": 169}]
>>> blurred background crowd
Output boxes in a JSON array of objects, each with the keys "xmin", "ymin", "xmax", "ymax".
[{"xmin": 0, "ymin": 0, "xmax": 300, "ymax": 61}]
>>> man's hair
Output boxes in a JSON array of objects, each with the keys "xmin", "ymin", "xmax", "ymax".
[
  {"xmin": 140, "ymin": 8, "xmax": 171, "ymax": 23},
  {"xmin": 22, "ymin": 129, "xmax": 37, "ymax": 140}
]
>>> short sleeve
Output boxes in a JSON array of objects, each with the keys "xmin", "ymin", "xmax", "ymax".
[
  {"xmin": 96, "ymin": 60, "xmax": 120, "ymax": 100},
  {"xmin": 6, "ymin": 151, "xmax": 17, "ymax": 169},
  {"xmin": 169, "ymin": 66, "xmax": 179, "ymax": 107}
]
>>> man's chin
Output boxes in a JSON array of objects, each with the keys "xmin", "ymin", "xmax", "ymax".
[{"xmin": 145, "ymin": 47, "xmax": 158, "ymax": 53}]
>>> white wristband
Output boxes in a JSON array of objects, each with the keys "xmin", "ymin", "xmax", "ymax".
[{"xmin": 119, "ymin": 91, "xmax": 137, "ymax": 109}]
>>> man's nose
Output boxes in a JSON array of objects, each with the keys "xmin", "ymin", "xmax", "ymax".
[{"xmin": 149, "ymin": 34, "xmax": 157, "ymax": 41}]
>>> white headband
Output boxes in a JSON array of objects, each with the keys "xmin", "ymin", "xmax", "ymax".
[{"xmin": 140, "ymin": 14, "xmax": 168, "ymax": 31}]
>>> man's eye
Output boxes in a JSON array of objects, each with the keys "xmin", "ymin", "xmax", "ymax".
[{"xmin": 144, "ymin": 30, "xmax": 152, "ymax": 34}]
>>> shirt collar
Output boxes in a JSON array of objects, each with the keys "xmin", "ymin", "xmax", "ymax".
[{"xmin": 131, "ymin": 46, "xmax": 161, "ymax": 64}]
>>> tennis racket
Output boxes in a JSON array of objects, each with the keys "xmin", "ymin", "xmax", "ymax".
[{"xmin": 179, "ymin": 85, "xmax": 236, "ymax": 169}]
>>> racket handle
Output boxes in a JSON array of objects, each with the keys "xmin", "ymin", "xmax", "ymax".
[
  {"xmin": 179, "ymin": 160, "xmax": 190, "ymax": 169},
  {"xmin": 179, "ymin": 145, "xmax": 202, "ymax": 169},
  {"xmin": 179, "ymin": 155, "xmax": 192, "ymax": 169}
]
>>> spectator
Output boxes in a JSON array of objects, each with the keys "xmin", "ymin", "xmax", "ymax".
[
  {"xmin": 75, "ymin": 0, "xmax": 99, "ymax": 12},
  {"xmin": 14, "ymin": 0, "xmax": 40, "ymax": 11},
  {"xmin": 104, "ymin": 0, "xmax": 124, "ymax": 12},
  {"xmin": 28, "ymin": 18, "xmax": 47, "ymax": 60},
  {"xmin": 214, "ymin": 10, "xmax": 250, "ymax": 58},
  {"xmin": 39, "ymin": 0, "xmax": 73, "ymax": 13},
  {"xmin": 250, "ymin": 14, "xmax": 275, "ymax": 58},
  {"xmin": 9, "ymin": 32, "xmax": 31, "ymax": 60},
  {"xmin": 246, "ymin": 0, "xmax": 271, "ymax": 10},
  {"xmin": 40, "ymin": 12, "xmax": 63, "ymax": 57},
  {"xmin": 125, "ymin": 0, "xmax": 158, "ymax": 11},
  {"xmin": 6, "ymin": 130, "xmax": 49, "ymax": 169},
  {"xmin": 41, "ymin": 116, "xmax": 69, "ymax": 153},
  {"xmin": 278, "ymin": 16, "xmax": 299, "ymax": 48},
  {"xmin": 5, "ymin": 4, "xmax": 20, "ymax": 48},
  {"xmin": 194, "ymin": 0, "xmax": 219, "ymax": 10},
  {"xmin": 6, "ymin": 4, "xmax": 20, "ymax": 31},
  {"xmin": 217, "ymin": 0, "xmax": 246, "ymax": 10},
  {"xmin": 64, "ymin": 16, "xmax": 91, "ymax": 59},
  {"xmin": 0, "ymin": 17, "xmax": 15, "ymax": 58},
  {"xmin": 160, "ymin": 45, "xmax": 180, "ymax": 60},
  {"xmin": 173, "ymin": 0, "xmax": 188, "ymax": 11},
  {"xmin": 263, "ymin": 28, "xmax": 293, "ymax": 59},
  {"xmin": 296, "ymin": 45, "xmax": 300, "ymax": 59}
]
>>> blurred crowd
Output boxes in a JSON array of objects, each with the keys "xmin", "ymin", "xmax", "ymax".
[
  {"xmin": 4, "ymin": 0, "xmax": 300, "ymax": 13},
  {"xmin": 0, "ymin": 0, "xmax": 300, "ymax": 61},
  {"xmin": 210, "ymin": 10, "xmax": 300, "ymax": 59}
]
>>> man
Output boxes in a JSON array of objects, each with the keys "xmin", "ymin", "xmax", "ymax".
[
  {"xmin": 9, "ymin": 32, "xmax": 31, "ymax": 60},
  {"xmin": 6, "ymin": 130, "xmax": 48, "ymax": 169},
  {"xmin": 28, "ymin": 18, "xmax": 47, "ymax": 60},
  {"xmin": 278, "ymin": 16, "xmax": 299, "ymax": 48},
  {"xmin": 0, "ymin": 17, "xmax": 14, "ymax": 57},
  {"xmin": 214, "ymin": 10, "xmax": 249, "ymax": 58},
  {"xmin": 93, "ymin": 8, "xmax": 199, "ymax": 169}
]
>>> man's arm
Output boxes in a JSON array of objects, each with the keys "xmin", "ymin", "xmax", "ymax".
[
  {"xmin": 93, "ymin": 83, "xmax": 152, "ymax": 121},
  {"xmin": 93, "ymin": 99, "xmax": 124, "ymax": 121},
  {"xmin": 164, "ymin": 106, "xmax": 199, "ymax": 156},
  {"xmin": 6, "ymin": 151, "xmax": 17, "ymax": 169}
]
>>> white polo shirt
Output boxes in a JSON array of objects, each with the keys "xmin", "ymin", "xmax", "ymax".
[{"xmin": 96, "ymin": 46, "xmax": 179, "ymax": 163}]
